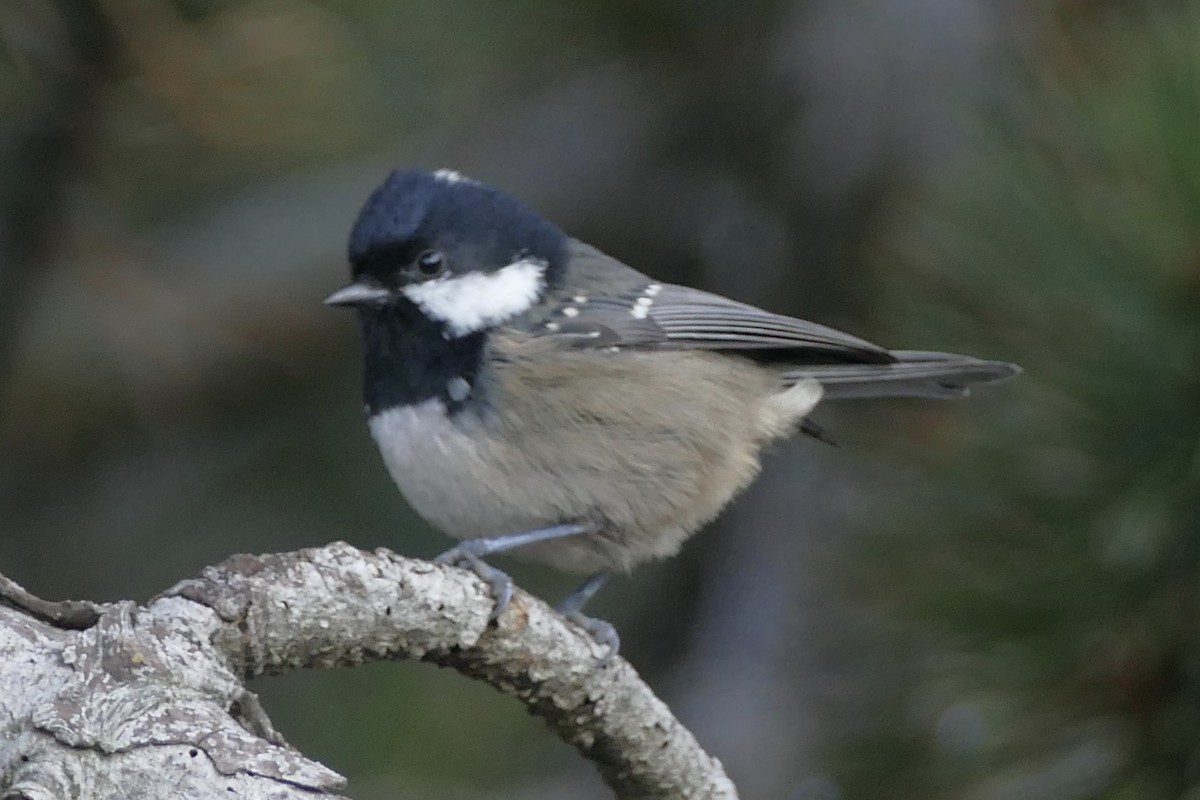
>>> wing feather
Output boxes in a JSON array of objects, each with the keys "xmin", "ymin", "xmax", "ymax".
[
  {"xmin": 537, "ymin": 284, "xmax": 892, "ymax": 361},
  {"xmin": 513, "ymin": 242, "xmax": 1019, "ymax": 398}
]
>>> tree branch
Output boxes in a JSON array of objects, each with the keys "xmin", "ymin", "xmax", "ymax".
[
  {"xmin": 0, "ymin": 572, "xmax": 100, "ymax": 629},
  {"xmin": 0, "ymin": 543, "xmax": 737, "ymax": 799}
]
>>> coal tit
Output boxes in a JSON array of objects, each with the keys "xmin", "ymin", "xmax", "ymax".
[{"xmin": 325, "ymin": 168, "xmax": 1019, "ymax": 656}]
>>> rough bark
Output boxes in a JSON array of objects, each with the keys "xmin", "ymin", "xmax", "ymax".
[{"xmin": 0, "ymin": 542, "xmax": 737, "ymax": 799}]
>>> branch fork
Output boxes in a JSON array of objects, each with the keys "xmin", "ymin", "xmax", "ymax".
[{"xmin": 0, "ymin": 543, "xmax": 737, "ymax": 799}]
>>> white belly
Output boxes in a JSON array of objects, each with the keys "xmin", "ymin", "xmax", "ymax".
[{"xmin": 368, "ymin": 400, "xmax": 542, "ymax": 539}]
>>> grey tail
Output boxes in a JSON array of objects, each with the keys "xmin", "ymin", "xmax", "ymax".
[{"xmin": 785, "ymin": 350, "xmax": 1021, "ymax": 400}]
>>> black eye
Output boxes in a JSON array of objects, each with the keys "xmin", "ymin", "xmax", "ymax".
[{"xmin": 415, "ymin": 250, "xmax": 445, "ymax": 277}]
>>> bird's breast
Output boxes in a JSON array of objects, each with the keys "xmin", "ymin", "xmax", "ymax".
[{"xmin": 367, "ymin": 399, "xmax": 536, "ymax": 540}]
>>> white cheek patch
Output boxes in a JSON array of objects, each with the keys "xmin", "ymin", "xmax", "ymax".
[{"xmin": 402, "ymin": 258, "xmax": 547, "ymax": 337}]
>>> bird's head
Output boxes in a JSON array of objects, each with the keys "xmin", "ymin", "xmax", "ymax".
[{"xmin": 325, "ymin": 168, "xmax": 567, "ymax": 337}]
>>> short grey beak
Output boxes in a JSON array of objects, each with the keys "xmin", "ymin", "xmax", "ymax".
[{"xmin": 323, "ymin": 282, "xmax": 392, "ymax": 307}]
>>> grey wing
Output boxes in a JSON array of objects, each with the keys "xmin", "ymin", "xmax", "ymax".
[
  {"xmin": 525, "ymin": 245, "xmax": 893, "ymax": 361},
  {"xmin": 530, "ymin": 285, "xmax": 894, "ymax": 361},
  {"xmin": 631, "ymin": 284, "xmax": 891, "ymax": 361},
  {"xmin": 519, "ymin": 242, "xmax": 1019, "ymax": 399}
]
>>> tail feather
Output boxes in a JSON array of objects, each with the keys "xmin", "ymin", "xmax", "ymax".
[{"xmin": 785, "ymin": 350, "xmax": 1021, "ymax": 401}]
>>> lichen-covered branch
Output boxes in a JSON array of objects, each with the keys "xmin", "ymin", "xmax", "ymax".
[{"xmin": 0, "ymin": 543, "xmax": 737, "ymax": 799}]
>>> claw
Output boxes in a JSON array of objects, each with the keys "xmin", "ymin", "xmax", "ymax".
[
  {"xmin": 435, "ymin": 546, "xmax": 514, "ymax": 620},
  {"xmin": 557, "ymin": 573, "xmax": 618, "ymax": 663},
  {"xmin": 563, "ymin": 611, "xmax": 620, "ymax": 665}
]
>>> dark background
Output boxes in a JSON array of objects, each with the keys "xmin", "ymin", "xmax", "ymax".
[{"xmin": 2, "ymin": 1, "xmax": 1199, "ymax": 798}]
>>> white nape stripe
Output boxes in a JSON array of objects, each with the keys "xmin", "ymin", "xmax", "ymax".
[
  {"xmin": 433, "ymin": 168, "xmax": 474, "ymax": 185},
  {"xmin": 402, "ymin": 258, "xmax": 547, "ymax": 336}
]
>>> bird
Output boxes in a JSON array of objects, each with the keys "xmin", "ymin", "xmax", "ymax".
[{"xmin": 325, "ymin": 167, "xmax": 1019, "ymax": 658}]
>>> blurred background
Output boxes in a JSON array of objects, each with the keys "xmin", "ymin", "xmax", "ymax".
[{"xmin": 2, "ymin": 1, "xmax": 1199, "ymax": 798}]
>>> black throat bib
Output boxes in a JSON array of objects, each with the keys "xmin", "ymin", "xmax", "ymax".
[{"xmin": 359, "ymin": 301, "xmax": 486, "ymax": 416}]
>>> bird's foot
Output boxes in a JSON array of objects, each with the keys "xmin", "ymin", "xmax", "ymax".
[
  {"xmin": 562, "ymin": 610, "xmax": 620, "ymax": 665},
  {"xmin": 557, "ymin": 573, "xmax": 618, "ymax": 664},
  {"xmin": 435, "ymin": 545, "xmax": 514, "ymax": 620}
]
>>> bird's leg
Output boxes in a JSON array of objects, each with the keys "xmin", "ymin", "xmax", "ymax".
[
  {"xmin": 557, "ymin": 573, "xmax": 619, "ymax": 664},
  {"xmin": 435, "ymin": 522, "xmax": 596, "ymax": 620},
  {"xmin": 557, "ymin": 572, "xmax": 608, "ymax": 614}
]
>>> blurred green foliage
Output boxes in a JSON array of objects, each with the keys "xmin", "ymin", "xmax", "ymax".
[{"xmin": 848, "ymin": 5, "xmax": 1200, "ymax": 798}]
